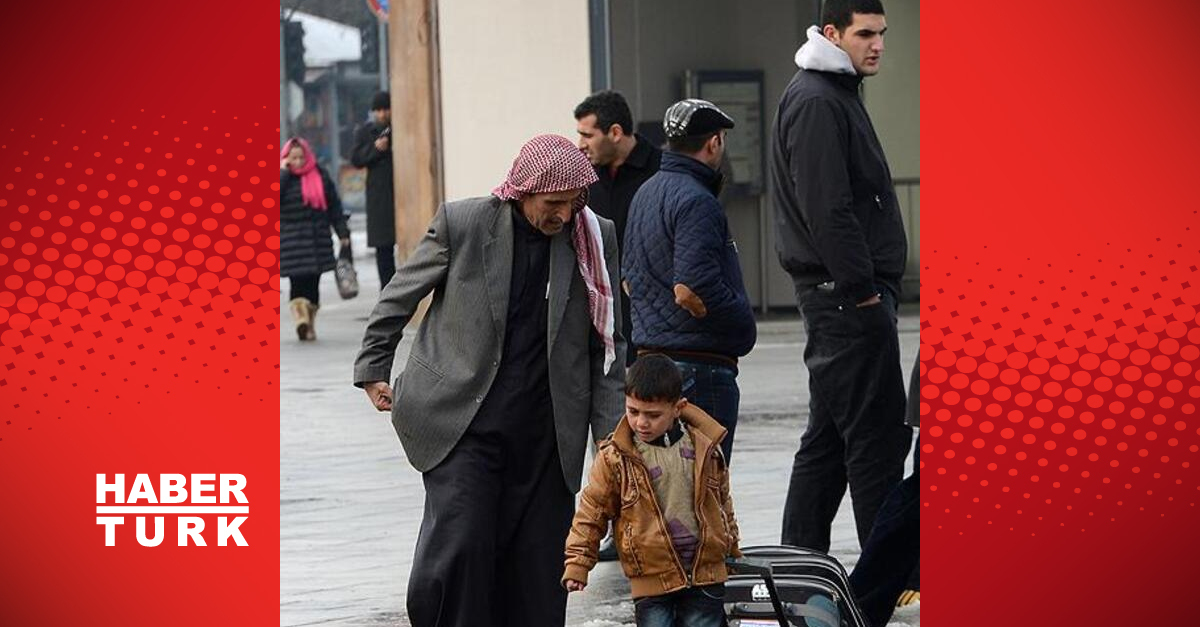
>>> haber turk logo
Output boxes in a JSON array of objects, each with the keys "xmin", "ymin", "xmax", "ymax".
[{"xmin": 95, "ymin": 474, "xmax": 249, "ymax": 547}]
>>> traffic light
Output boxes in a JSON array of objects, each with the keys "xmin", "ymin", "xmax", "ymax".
[
  {"xmin": 360, "ymin": 22, "xmax": 379, "ymax": 74},
  {"xmin": 284, "ymin": 20, "xmax": 306, "ymax": 85}
]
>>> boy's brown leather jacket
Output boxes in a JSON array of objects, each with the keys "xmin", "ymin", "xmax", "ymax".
[{"xmin": 563, "ymin": 403, "xmax": 741, "ymax": 598}]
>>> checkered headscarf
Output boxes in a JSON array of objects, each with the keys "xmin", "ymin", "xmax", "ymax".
[{"xmin": 492, "ymin": 134, "xmax": 617, "ymax": 374}]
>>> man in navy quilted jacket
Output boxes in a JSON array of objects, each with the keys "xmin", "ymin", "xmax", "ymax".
[{"xmin": 623, "ymin": 99, "xmax": 757, "ymax": 463}]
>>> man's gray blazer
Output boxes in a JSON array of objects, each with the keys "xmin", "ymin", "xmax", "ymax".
[{"xmin": 353, "ymin": 195, "xmax": 626, "ymax": 493}]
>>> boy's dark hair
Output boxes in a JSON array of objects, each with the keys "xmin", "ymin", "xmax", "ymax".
[
  {"xmin": 667, "ymin": 131, "xmax": 718, "ymax": 155},
  {"xmin": 574, "ymin": 90, "xmax": 635, "ymax": 136},
  {"xmin": 625, "ymin": 354, "xmax": 682, "ymax": 403},
  {"xmin": 821, "ymin": 0, "xmax": 885, "ymax": 33}
]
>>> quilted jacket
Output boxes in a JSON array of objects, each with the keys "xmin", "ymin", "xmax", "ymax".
[{"xmin": 622, "ymin": 152, "xmax": 756, "ymax": 358}]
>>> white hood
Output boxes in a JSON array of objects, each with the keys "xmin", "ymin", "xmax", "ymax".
[{"xmin": 794, "ymin": 25, "xmax": 857, "ymax": 75}]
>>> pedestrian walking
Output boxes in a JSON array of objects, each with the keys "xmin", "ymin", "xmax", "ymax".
[
  {"xmin": 280, "ymin": 137, "xmax": 350, "ymax": 341},
  {"xmin": 564, "ymin": 354, "xmax": 740, "ymax": 627},
  {"xmin": 351, "ymin": 91, "xmax": 397, "ymax": 287},
  {"xmin": 623, "ymin": 99, "xmax": 757, "ymax": 463},
  {"xmin": 353, "ymin": 134, "xmax": 626, "ymax": 627},
  {"xmin": 770, "ymin": 0, "xmax": 912, "ymax": 551}
]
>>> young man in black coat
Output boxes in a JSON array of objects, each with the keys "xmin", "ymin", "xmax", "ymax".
[
  {"xmin": 351, "ymin": 91, "xmax": 397, "ymax": 287},
  {"xmin": 770, "ymin": 0, "xmax": 913, "ymax": 554}
]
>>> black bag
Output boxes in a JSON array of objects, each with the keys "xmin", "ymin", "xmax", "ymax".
[
  {"xmin": 726, "ymin": 545, "xmax": 868, "ymax": 627},
  {"xmin": 335, "ymin": 243, "xmax": 359, "ymax": 300}
]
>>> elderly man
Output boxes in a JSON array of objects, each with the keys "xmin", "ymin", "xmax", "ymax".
[{"xmin": 353, "ymin": 135, "xmax": 625, "ymax": 627}]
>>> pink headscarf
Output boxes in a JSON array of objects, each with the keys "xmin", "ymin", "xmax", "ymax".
[
  {"xmin": 492, "ymin": 134, "xmax": 617, "ymax": 374},
  {"xmin": 281, "ymin": 137, "xmax": 328, "ymax": 211}
]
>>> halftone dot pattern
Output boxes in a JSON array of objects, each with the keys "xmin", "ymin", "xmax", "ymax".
[
  {"xmin": 0, "ymin": 108, "xmax": 280, "ymax": 443},
  {"xmin": 922, "ymin": 228, "xmax": 1200, "ymax": 535}
]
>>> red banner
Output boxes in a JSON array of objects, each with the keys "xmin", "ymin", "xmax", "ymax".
[
  {"xmin": 0, "ymin": 2, "xmax": 279, "ymax": 624},
  {"xmin": 923, "ymin": 1, "xmax": 1200, "ymax": 624}
]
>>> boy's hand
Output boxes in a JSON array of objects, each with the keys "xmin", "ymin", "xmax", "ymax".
[{"xmin": 564, "ymin": 579, "xmax": 586, "ymax": 592}]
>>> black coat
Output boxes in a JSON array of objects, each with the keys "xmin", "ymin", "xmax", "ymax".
[
  {"xmin": 279, "ymin": 167, "xmax": 349, "ymax": 278},
  {"xmin": 587, "ymin": 134, "xmax": 662, "ymax": 250},
  {"xmin": 351, "ymin": 121, "xmax": 395, "ymax": 248},
  {"xmin": 769, "ymin": 68, "xmax": 908, "ymax": 303}
]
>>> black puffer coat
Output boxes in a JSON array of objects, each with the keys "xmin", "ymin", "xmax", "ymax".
[{"xmin": 279, "ymin": 167, "xmax": 350, "ymax": 278}]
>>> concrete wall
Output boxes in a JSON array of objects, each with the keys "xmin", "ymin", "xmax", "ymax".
[
  {"xmin": 608, "ymin": 0, "xmax": 816, "ymax": 308},
  {"xmin": 865, "ymin": 1, "xmax": 921, "ymax": 291},
  {"xmin": 437, "ymin": 0, "xmax": 592, "ymax": 200},
  {"xmin": 606, "ymin": 0, "xmax": 919, "ymax": 306}
]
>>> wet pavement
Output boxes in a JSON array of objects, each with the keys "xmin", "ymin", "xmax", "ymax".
[{"xmin": 280, "ymin": 214, "xmax": 921, "ymax": 626}]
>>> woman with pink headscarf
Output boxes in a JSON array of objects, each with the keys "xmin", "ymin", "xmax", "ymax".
[{"xmin": 280, "ymin": 137, "xmax": 350, "ymax": 340}]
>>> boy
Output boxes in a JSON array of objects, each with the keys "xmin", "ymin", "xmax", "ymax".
[{"xmin": 564, "ymin": 354, "xmax": 740, "ymax": 626}]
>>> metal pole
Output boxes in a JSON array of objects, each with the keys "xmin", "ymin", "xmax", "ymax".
[
  {"xmin": 280, "ymin": 17, "xmax": 289, "ymax": 145},
  {"xmin": 378, "ymin": 19, "xmax": 389, "ymax": 91},
  {"xmin": 329, "ymin": 64, "xmax": 342, "ymax": 174}
]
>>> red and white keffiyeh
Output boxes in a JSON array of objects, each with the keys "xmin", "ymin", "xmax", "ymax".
[{"xmin": 492, "ymin": 134, "xmax": 617, "ymax": 374}]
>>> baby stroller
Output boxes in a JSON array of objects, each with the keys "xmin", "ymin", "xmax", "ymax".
[{"xmin": 725, "ymin": 545, "xmax": 868, "ymax": 627}]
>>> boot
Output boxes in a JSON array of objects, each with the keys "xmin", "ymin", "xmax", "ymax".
[
  {"xmin": 289, "ymin": 297, "xmax": 313, "ymax": 341},
  {"xmin": 305, "ymin": 301, "xmax": 319, "ymax": 341}
]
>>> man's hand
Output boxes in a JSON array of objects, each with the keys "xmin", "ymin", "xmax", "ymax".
[
  {"xmin": 374, "ymin": 136, "xmax": 390, "ymax": 151},
  {"xmin": 340, "ymin": 237, "xmax": 351, "ymax": 247},
  {"xmin": 364, "ymin": 381, "xmax": 393, "ymax": 412},
  {"xmin": 564, "ymin": 579, "xmax": 586, "ymax": 592},
  {"xmin": 856, "ymin": 294, "xmax": 882, "ymax": 308},
  {"xmin": 674, "ymin": 283, "xmax": 708, "ymax": 319}
]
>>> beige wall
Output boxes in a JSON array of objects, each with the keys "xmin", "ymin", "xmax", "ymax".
[{"xmin": 438, "ymin": 0, "xmax": 592, "ymax": 201}]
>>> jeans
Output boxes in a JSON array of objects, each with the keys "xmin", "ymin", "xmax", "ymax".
[
  {"xmin": 781, "ymin": 287, "xmax": 911, "ymax": 551},
  {"xmin": 635, "ymin": 584, "xmax": 727, "ymax": 627},
  {"xmin": 673, "ymin": 360, "xmax": 740, "ymax": 463}
]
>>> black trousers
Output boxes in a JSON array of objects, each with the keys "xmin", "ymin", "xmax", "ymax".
[
  {"xmin": 289, "ymin": 274, "xmax": 320, "ymax": 306},
  {"xmin": 781, "ymin": 288, "xmax": 911, "ymax": 551},
  {"xmin": 375, "ymin": 245, "xmax": 396, "ymax": 288},
  {"xmin": 406, "ymin": 417, "xmax": 573, "ymax": 627},
  {"xmin": 848, "ymin": 438, "xmax": 920, "ymax": 627}
]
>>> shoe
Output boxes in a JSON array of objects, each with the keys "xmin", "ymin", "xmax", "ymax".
[
  {"xmin": 597, "ymin": 530, "xmax": 618, "ymax": 562},
  {"xmin": 896, "ymin": 589, "xmax": 920, "ymax": 607},
  {"xmin": 305, "ymin": 301, "xmax": 319, "ymax": 341},
  {"xmin": 289, "ymin": 297, "xmax": 313, "ymax": 341}
]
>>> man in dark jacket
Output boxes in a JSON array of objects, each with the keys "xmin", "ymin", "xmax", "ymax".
[
  {"xmin": 771, "ymin": 0, "xmax": 913, "ymax": 553},
  {"xmin": 623, "ymin": 99, "xmax": 756, "ymax": 463},
  {"xmin": 351, "ymin": 91, "xmax": 397, "ymax": 287},
  {"xmin": 575, "ymin": 90, "xmax": 662, "ymax": 366}
]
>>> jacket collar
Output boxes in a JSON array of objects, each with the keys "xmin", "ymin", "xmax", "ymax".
[
  {"xmin": 661, "ymin": 152, "xmax": 722, "ymax": 196},
  {"xmin": 612, "ymin": 402, "xmax": 726, "ymax": 461},
  {"xmin": 625, "ymin": 133, "xmax": 659, "ymax": 170}
]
